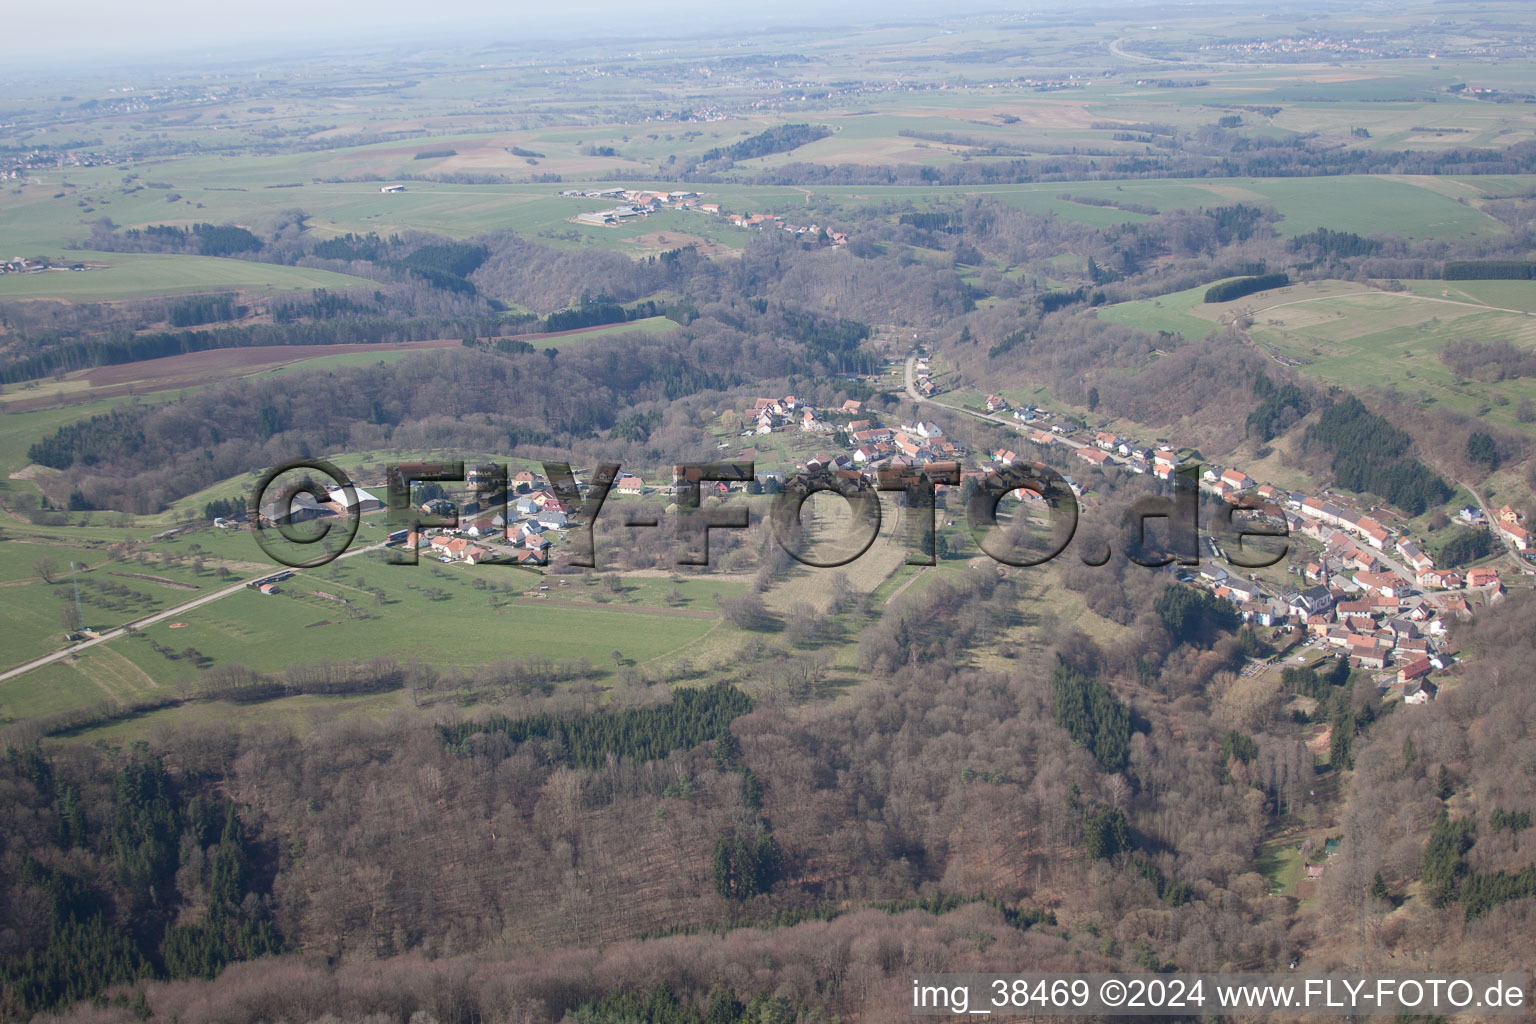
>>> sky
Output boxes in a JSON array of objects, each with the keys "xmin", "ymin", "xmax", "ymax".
[{"xmin": 1, "ymin": 0, "xmax": 965, "ymax": 66}]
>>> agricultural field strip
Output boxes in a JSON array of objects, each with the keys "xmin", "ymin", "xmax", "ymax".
[{"xmin": 0, "ymin": 543, "xmax": 386, "ymax": 684}]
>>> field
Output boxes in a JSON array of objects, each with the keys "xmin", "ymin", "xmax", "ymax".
[
  {"xmin": 0, "ymin": 520, "xmax": 753, "ymax": 726},
  {"xmin": 0, "ymin": 338, "xmax": 463, "ymax": 411},
  {"xmin": 1098, "ymin": 278, "xmax": 1536, "ymax": 430},
  {"xmin": 0, "ymin": 251, "xmax": 377, "ymax": 301}
]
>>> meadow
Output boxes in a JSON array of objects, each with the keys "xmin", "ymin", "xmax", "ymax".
[{"xmin": 1098, "ymin": 277, "xmax": 1536, "ymax": 429}]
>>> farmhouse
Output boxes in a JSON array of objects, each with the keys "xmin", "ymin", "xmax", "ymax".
[
  {"xmin": 259, "ymin": 492, "xmax": 330, "ymax": 526},
  {"xmin": 326, "ymin": 486, "xmax": 383, "ymax": 513}
]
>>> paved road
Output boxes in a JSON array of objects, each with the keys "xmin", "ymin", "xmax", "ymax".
[{"xmin": 0, "ymin": 541, "xmax": 387, "ymax": 686}]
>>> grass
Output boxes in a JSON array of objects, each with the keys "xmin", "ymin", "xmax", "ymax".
[
  {"xmin": 1245, "ymin": 286, "xmax": 1536, "ymax": 431},
  {"xmin": 528, "ymin": 316, "xmax": 680, "ymax": 349},
  {"xmin": 0, "ymin": 252, "xmax": 376, "ymax": 301},
  {"xmin": 1095, "ymin": 281, "xmax": 1231, "ymax": 338},
  {"xmin": 1099, "ymin": 278, "xmax": 1536, "ymax": 433},
  {"xmin": 1257, "ymin": 838, "xmax": 1306, "ymax": 897},
  {"xmin": 0, "ymin": 526, "xmax": 750, "ymax": 723}
]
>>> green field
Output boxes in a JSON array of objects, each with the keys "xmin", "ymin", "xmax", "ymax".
[
  {"xmin": 1095, "ymin": 280, "xmax": 1234, "ymax": 338},
  {"xmin": 1102, "ymin": 278, "xmax": 1536, "ymax": 430},
  {"xmin": 0, "ymin": 251, "xmax": 377, "ymax": 300},
  {"xmin": 533, "ymin": 316, "xmax": 681, "ymax": 348},
  {"xmin": 0, "ymin": 539, "xmax": 749, "ymax": 723}
]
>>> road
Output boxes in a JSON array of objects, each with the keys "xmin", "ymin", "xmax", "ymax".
[
  {"xmin": 903, "ymin": 351, "xmax": 1135, "ymax": 469},
  {"xmin": 0, "ymin": 541, "xmax": 387, "ymax": 686},
  {"xmin": 1452, "ymin": 477, "xmax": 1533, "ymax": 575}
]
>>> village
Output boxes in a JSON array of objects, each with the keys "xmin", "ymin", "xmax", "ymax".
[
  {"xmin": 247, "ymin": 349, "xmax": 1533, "ymax": 712},
  {"xmin": 977, "ymin": 391, "xmax": 1531, "ymax": 709},
  {"xmin": 560, "ymin": 187, "xmax": 847, "ymax": 244},
  {"xmin": 721, "ymin": 351, "xmax": 1533, "ymax": 710}
]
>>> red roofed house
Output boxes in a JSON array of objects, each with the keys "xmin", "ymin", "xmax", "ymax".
[
  {"xmin": 1356, "ymin": 517, "xmax": 1390, "ymax": 549},
  {"xmin": 1354, "ymin": 571, "xmax": 1406, "ymax": 599},
  {"xmin": 1466, "ymin": 567, "xmax": 1500, "ymax": 589},
  {"xmin": 1398, "ymin": 657, "xmax": 1433, "ymax": 684},
  {"xmin": 1220, "ymin": 468, "xmax": 1252, "ymax": 491}
]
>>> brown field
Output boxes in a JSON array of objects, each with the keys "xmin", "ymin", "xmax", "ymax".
[
  {"xmin": 2, "ymin": 339, "xmax": 460, "ymax": 412},
  {"xmin": 623, "ymin": 232, "xmax": 736, "ymax": 258}
]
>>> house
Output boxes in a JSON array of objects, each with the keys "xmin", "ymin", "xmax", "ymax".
[
  {"xmin": 1396, "ymin": 540, "xmax": 1433, "ymax": 573},
  {"xmin": 1093, "ymin": 431, "xmax": 1120, "ymax": 451},
  {"xmin": 1220, "ymin": 468, "xmax": 1253, "ymax": 492},
  {"xmin": 1403, "ymin": 679, "xmax": 1439, "ymax": 705},
  {"xmin": 258, "ymin": 582, "xmax": 278, "ymax": 595},
  {"xmin": 462, "ymin": 546, "xmax": 496, "ymax": 565},
  {"xmin": 1351, "ymin": 645, "xmax": 1387, "ymax": 670},
  {"xmin": 1336, "ymin": 600, "xmax": 1376, "ymax": 623},
  {"xmin": 1354, "ymin": 571, "xmax": 1406, "ymax": 600},
  {"xmin": 1240, "ymin": 602, "xmax": 1279, "ymax": 627},
  {"xmin": 511, "ymin": 470, "xmax": 540, "ymax": 492},
  {"xmin": 465, "ymin": 517, "xmax": 498, "ymax": 537},
  {"xmin": 1495, "ymin": 504, "xmax": 1524, "ymax": 526},
  {"xmin": 1417, "ymin": 567, "xmax": 1456, "ymax": 589},
  {"xmin": 535, "ymin": 510, "xmax": 569, "ymax": 530},
  {"xmin": 1355, "ymin": 517, "xmax": 1390, "ymax": 549},
  {"xmin": 1027, "ymin": 430, "xmax": 1055, "ymax": 447},
  {"xmin": 615, "ymin": 475, "xmax": 646, "ymax": 496},
  {"xmin": 1466, "ymin": 567, "xmax": 1500, "ymax": 588},
  {"xmin": 986, "ymin": 394, "xmax": 1010, "ymax": 413},
  {"xmin": 1498, "ymin": 521, "xmax": 1530, "ymax": 552},
  {"xmin": 1458, "ymin": 506, "xmax": 1486, "ymax": 525},
  {"xmin": 514, "ymin": 496, "xmax": 540, "ymax": 517},
  {"xmin": 1398, "ymin": 657, "xmax": 1433, "ymax": 684},
  {"xmin": 1078, "ymin": 448, "xmax": 1110, "ymax": 467},
  {"xmin": 841, "ymin": 399, "xmax": 863, "ymax": 414}
]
